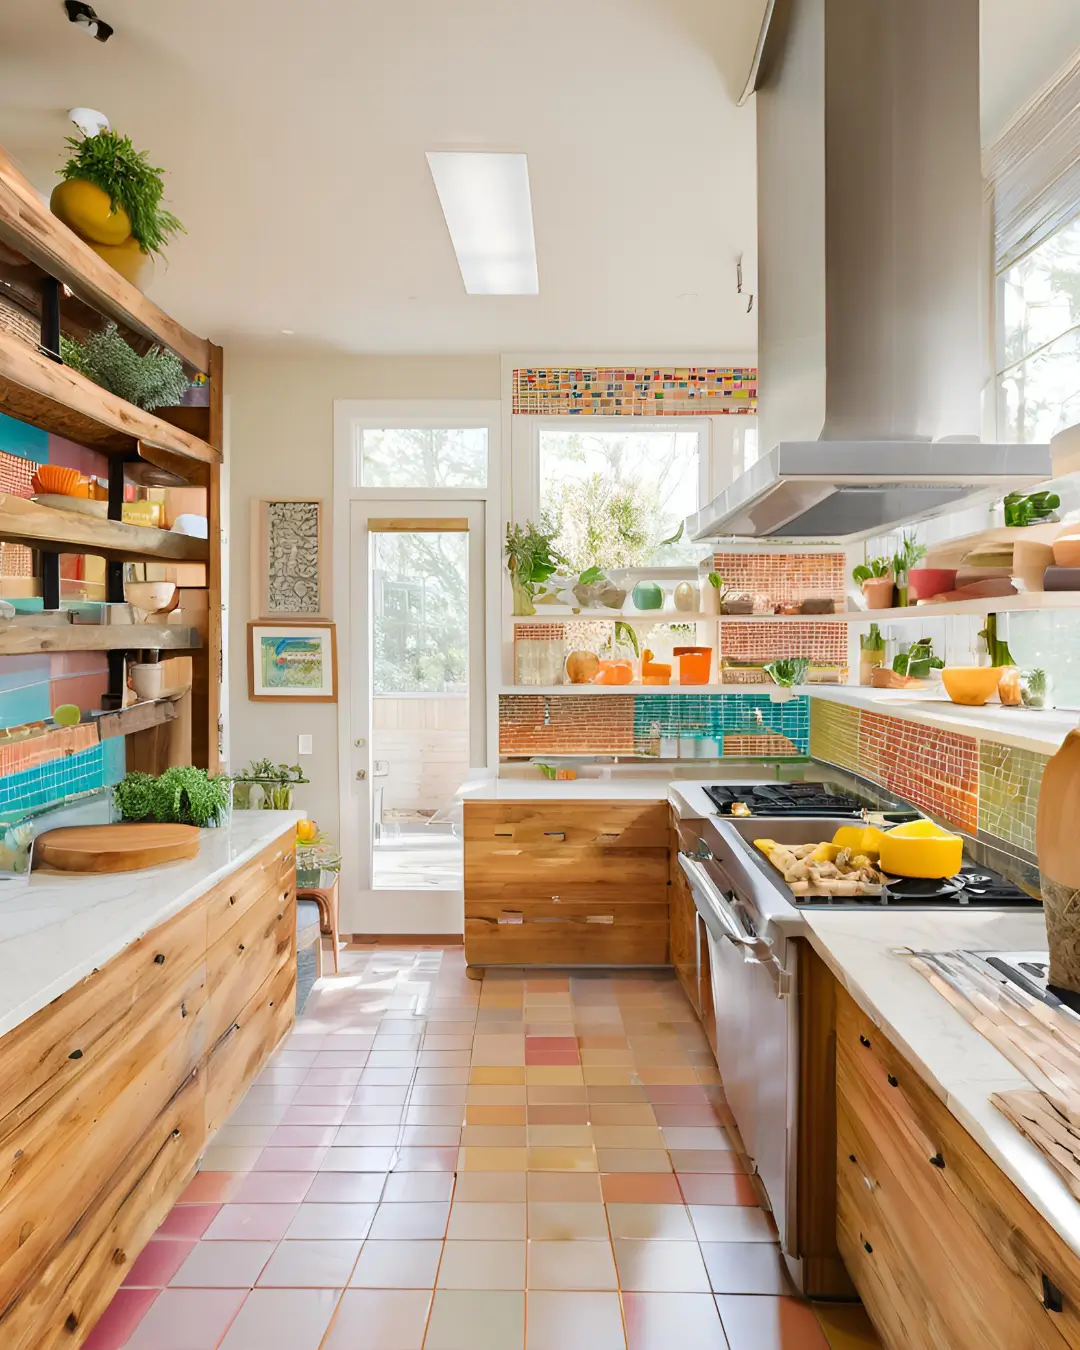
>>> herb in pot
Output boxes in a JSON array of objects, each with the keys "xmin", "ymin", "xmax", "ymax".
[
  {"xmin": 852, "ymin": 558, "xmax": 891, "ymax": 585},
  {"xmin": 61, "ymin": 322, "xmax": 189, "ymax": 411},
  {"xmin": 890, "ymin": 534, "xmax": 926, "ymax": 607},
  {"xmin": 55, "ymin": 129, "xmax": 184, "ymax": 258},
  {"xmin": 505, "ymin": 520, "xmax": 565, "ymax": 616}
]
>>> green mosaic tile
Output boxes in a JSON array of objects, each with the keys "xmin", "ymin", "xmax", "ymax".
[
  {"xmin": 809, "ymin": 699, "xmax": 860, "ymax": 773},
  {"xmin": 978, "ymin": 740, "xmax": 1049, "ymax": 856}
]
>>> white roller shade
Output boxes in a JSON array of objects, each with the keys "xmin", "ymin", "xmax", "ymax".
[{"xmin": 985, "ymin": 49, "xmax": 1080, "ymax": 274}]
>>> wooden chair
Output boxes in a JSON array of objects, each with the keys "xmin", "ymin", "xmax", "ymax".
[
  {"xmin": 296, "ymin": 898, "xmax": 323, "ymax": 978},
  {"xmin": 297, "ymin": 876, "xmax": 341, "ymax": 974}
]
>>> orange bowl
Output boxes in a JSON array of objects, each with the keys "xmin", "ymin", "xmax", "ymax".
[
  {"xmin": 941, "ymin": 666, "xmax": 1003, "ymax": 707},
  {"xmin": 32, "ymin": 464, "xmax": 87, "ymax": 497}
]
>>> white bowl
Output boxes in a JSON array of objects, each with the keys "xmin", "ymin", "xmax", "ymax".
[
  {"xmin": 124, "ymin": 581, "xmax": 176, "ymax": 614},
  {"xmin": 171, "ymin": 514, "xmax": 209, "ymax": 538}
]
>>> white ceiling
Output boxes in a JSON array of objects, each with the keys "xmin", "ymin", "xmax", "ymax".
[{"xmin": 0, "ymin": 1, "xmax": 1076, "ymax": 357}]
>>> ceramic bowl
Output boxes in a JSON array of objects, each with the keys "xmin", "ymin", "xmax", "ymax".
[
  {"xmin": 1012, "ymin": 539, "xmax": 1054, "ymax": 592},
  {"xmin": 124, "ymin": 581, "xmax": 176, "ymax": 615},
  {"xmin": 941, "ymin": 666, "xmax": 1003, "ymax": 707},
  {"xmin": 1052, "ymin": 532, "xmax": 1080, "ymax": 568},
  {"xmin": 907, "ymin": 568, "xmax": 957, "ymax": 600}
]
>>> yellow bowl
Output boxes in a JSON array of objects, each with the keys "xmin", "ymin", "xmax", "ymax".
[
  {"xmin": 940, "ymin": 666, "xmax": 1003, "ymax": 707},
  {"xmin": 879, "ymin": 819, "xmax": 963, "ymax": 879}
]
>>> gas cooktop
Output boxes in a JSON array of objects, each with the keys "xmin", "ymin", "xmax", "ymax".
[
  {"xmin": 704, "ymin": 781, "xmax": 917, "ymax": 820},
  {"xmin": 796, "ymin": 865, "xmax": 1042, "ymax": 909}
]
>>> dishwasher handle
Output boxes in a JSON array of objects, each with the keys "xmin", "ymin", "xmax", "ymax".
[{"xmin": 678, "ymin": 853, "xmax": 791, "ymax": 997}]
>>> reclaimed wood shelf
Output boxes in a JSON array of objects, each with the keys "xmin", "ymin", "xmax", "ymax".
[
  {"xmin": 0, "ymin": 146, "xmax": 210, "ymax": 370},
  {"xmin": 96, "ymin": 693, "xmax": 185, "ymax": 741},
  {"xmin": 0, "ymin": 494, "xmax": 208, "ymax": 563},
  {"xmin": 0, "ymin": 624, "xmax": 201, "ymax": 655},
  {"xmin": 0, "ymin": 329, "xmax": 218, "ymax": 464}
]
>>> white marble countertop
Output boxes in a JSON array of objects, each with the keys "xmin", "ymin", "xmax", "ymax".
[
  {"xmin": 0, "ymin": 812, "xmax": 300, "ymax": 1040},
  {"xmin": 800, "ymin": 908, "xmax": 1080, "ymax": 1257},
  {"xmin": 805, "ymin": 684, "xmax": 1076, "ymax": 755}
]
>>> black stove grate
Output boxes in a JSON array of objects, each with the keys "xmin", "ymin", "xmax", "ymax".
[{"xmin": 705, "ymin": 782, "xmax": 866, "ymax": 818}]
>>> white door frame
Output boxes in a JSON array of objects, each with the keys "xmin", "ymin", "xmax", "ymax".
[{"xmin": 332, "ymin": 400, "xmax": 501, "ymax": 934}]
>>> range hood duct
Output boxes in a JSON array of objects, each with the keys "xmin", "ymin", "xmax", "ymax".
[{"xmin": 690, "ymin": 0, "xmax": 1052, "ymax": 542}]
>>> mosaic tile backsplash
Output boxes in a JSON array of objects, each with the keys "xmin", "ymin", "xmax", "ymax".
[
  {"xmin": 499, "ymin": 693, "xmax": 809, "ymax": 758},
  {"xmin": 512, "ymin": 367, "xmax": 757, "ymax": 416},
  {"xmin": 712, "ymin": 552, "xmax": 847, "ymax": 608}
]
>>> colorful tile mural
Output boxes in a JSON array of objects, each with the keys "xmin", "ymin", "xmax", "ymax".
[
  {"xmin": 719, "ymin": 620, "xmax": 848, "ymax": 680},
  {"xmin": 978, "ymin": 741, "xmax": 1048, "ymax": 860},
  {"xmin": 712, "ymin": 553, "xmax": 847, "ymax": 608},
  {"xmin": 512, "ymin": 367, "xmax": 757, "ymax": 416},
  {"xmin": 808, "ymin": 699, "xmax": 860, "ymax": 775},
  {"xmin": 498, "ymin": 692, "xmax": 809, "ymax": 758}
]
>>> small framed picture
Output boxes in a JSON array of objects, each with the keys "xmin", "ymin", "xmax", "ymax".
[{"xmin": 248, "ymin": 621, "xmax": 337, "ymax": 702}]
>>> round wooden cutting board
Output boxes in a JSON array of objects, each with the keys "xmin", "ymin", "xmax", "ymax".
[{"xmin": 34, "ymin": 823, "xmax": 201, "ymax": 873}]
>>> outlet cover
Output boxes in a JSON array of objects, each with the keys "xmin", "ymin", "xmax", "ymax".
[{"xmin": 298, "ymin": 734, "xmax": 313, "ymax": 756}]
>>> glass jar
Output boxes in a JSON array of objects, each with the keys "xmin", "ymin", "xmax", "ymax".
[{"xmin": 1020, "ymin": 668, "xmax": 1055, "ymax": 709}]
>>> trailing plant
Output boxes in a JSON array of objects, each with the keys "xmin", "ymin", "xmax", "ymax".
[
  {"xmin": 114, "ymin": 766, "xmax": 231, "ymax": 828},
  {"xmin": 505, "ymin": 520, "xmax": 565, "ymax": 615},
  {"xmin": 764, "ymin": 657, "xmax": 810, "ymax": 688},
  {"xmin": 59, "ymin": 129, "xmax": 184, "ymax": 256},
  {"xmin": 852, "ymin": 557, "xmax": 890, "ymax": 585},
  {"xmin": 1003, "ymin": 490, "xmax": 1060, "ymax": 528},
  {"xmin": 892, "ymin": 637, "xmax": 944, "ymax": 681},
  {"xmin": 61, "ymin": 322, "xmax": 189, "ymax": 410}
]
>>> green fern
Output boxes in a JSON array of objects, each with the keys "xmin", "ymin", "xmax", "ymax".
[
  {"xmin": 60, "ymin": 130, "xmax": 184, "ymax": 256},
  {"xmin": 61, "ymin": 322, "xmax": 189, "ymax": 411}
]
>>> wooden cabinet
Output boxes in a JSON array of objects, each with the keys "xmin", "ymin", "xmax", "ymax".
[
  {"xmin": 0, "ymin": 830, "xmax": 296, "ymax": 1350},
  {"xmin": 463, "ymin": 801, "xmax": 669, "ymax": 970},
  {"xmin": 835, "ymin": 983, "xmax": 1080, "ymax": 1350}
]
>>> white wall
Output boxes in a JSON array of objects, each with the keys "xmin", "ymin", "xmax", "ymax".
[{"xmin": 225, "ymin": 351, "xmax": 501, "ymax": 838}]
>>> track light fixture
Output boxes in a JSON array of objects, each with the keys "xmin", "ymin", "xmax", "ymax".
[{"xmin": 64, "ymin": 0, "xmax": 114, "ymax": 42}]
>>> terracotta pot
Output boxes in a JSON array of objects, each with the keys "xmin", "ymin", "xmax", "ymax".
[
  {"xmin": 1052, "ymin": 531, "xmax": 1080, "ymax": 568},
  {"xmin": 861, "ymin": 578, "xmax": 895, "ymax": 610},
  {"xmin": 907, "ymin": 568, "xmax": 957, "ymax": 600}
]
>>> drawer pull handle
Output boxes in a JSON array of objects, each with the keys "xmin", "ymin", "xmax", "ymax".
[
  {"xmin": 494, "ymin": 831, "xmax": 513, "ymax": 838},
  {"xmin": 848, "ymin": 1153, "xmax": 856, "ymax": 1163},
  {"xmin": 238, "ymin": 943, "xmax": 246, "ymax": 952},
  {"xmin": 229, "ymin": 896, "xmax": 236, "ymax": 906},
  {"xmin": 181, "ymin": 1003, "xmax": 187, "ymax": 1019},
  {"xmin": 862, "ymin": 1238, "xmax": 873, "ymax": 1254},
  {"xmin": 69, "ymin": 1048, "xmax": 83, "ymax": 1060},
  {"xmin": 1043, "ymin": 1275, "xmax": 1064, "ymax": 1313},
  {"xmin": 859, "ymin": 1034, "xmax": 871, "ymax": 1048},
  {"xmin": 586, "ymin": 915, "xmax": 615, "ymax": 924},
  {"xmin": 154, "ymin": 954, "xmax": 165, "ymax": 965},
  {"xmin": 544, "ymin": 832, "xmax": 566, "ymax": 840},
  {"xmin": 887, "ymin": 1074, "xmax": 899, "ymax": 1088},
  {"xmin": 929, "ymin": 1152, "xmax": 945, "ymax": 1169},
  {"xmin": 171, "ymin": 1128, "xmax": 181, "ymax": 1139}
]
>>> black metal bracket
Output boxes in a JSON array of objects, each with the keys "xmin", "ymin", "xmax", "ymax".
[
  {"xmin": 1043, "ymin": 1274, "xmax": 1064, "ymax": 1313},
  {"xmin": 41, "ymin": 552, "xmax": 60, "ymax": 610},
  {"xmin": 39, "ymin": 277, "xmax": 61, "ymax": 362}
]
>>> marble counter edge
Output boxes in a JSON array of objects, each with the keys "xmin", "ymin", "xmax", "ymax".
[
  {"xmin": 798, "ymin": 911, "xmax": 1080, "ymax": 1258},
  {"xmin": 0, "ymin": 811, "xmax": 302, "ymax": 1040}
]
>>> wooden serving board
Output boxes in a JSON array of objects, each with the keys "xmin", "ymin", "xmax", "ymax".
[{"xmin": 34, "ymin": 822, "xmax": 200, "ymax": 873}]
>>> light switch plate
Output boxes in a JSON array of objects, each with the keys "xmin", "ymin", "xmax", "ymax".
[{"xmin": 298, "ymin": 734, "xmax": 313, "ymax": 755}]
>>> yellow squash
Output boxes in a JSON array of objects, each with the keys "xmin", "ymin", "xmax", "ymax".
[
  {"xmin": 51, "ymin": 179, "xmax": 132, "ymax": 246},
  {"xmin": 878, "ymin": 819, "xmax": 963, "ymax": 879}
]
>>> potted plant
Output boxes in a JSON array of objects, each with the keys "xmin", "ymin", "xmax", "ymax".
[
  {"xmin": 1003, "ymin": 491, "xmax": 1060, "ymax": 527},
  {"xmin": 295, "ymin": 818, "xmax": 342, "ymax": 888},
  {"xmin": 763, "ymin": 657, "xmax": 809, "ymax": 702},
  {"xmin": 702, "ymin": 571, "xmax": 726, "ymax": 615},
  {"xmin": 891, "ymin": 533, "xmax": 927, "ymax": 607},
  {"xmin": 51, "ymin": 128, "xmax": 185, "ymax": 286},
  {"xmin": 505, "ymin": 521, "xmax": 565, "ymax": 616},
  {"xmin": 61, "ymin": 322, "xmax": 190, "ymax": 410},
  {"xmin": 234, "ymin": 758, "xmax": 311, "ymax": 810},
  {"xmin": 873, "ymin": 636, "xmax": 944, "ymax": 688},
  {"xmin": 114, "ymin": 767, "xmax": 231, "ymax": 828},
  {"xmin": 859, "ymin": 623, "xmax": 886, "ymax": 684},
  {"xmin": 853, "ymin": 557, "xmax": 894, "ymax": 610}
]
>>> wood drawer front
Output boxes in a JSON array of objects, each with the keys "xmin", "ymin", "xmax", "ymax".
[
  {"xmin": 0, "ymin": 978, "xmax": 208, "ymax": 1342},
  {"xmin": 465, "ymin": 841, "xmax": 668, "ymax": 886},
  {"xmin": 206, "ymin": 956, "xmax": 295, "ymax": 1134},
  {"xmin": 466, "ymin": 880, "xmax": 669, "ymax": 910},
  {"xmin": 206, "ymin": 889, "xmax": 294, "ymax": 1048},
  {"xmin": 5, "ymin": 1067, "xmax": 205, "ymax": 1350},
  {"xmin": 0, "ymin": 898, "xmax": 207, "ymax": 1146},
  {"xmin": 465, "ymin": 901, "xmax": 668, "ymax": 967},
  {"xmin": 668, "ymin": 860, "xmax": 699, "ymax": 1015},
  {"xmin": 836, "ymin": 989, "xmax": 1080, "ymax": 1349},
  {"xmin": 465, "ymin": 802, "xmax": 668, "ymax": 848},
  {"xmin": 205, "ymin": 833, "xmax": 295, "ymax": 946}
]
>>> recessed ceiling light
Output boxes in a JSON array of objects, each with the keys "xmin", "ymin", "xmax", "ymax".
[
  {"xmin": 426, "ymin": 151, "xmax": 539, "ymax": 296},
  {"xmin": 280, "ymin": 329, "xmax": 294, "ymax": 335}
]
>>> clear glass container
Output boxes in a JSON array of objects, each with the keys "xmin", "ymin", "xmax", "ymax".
[{"xmin": 1020, "ymin": 668, "xmax": 1055, "ymax": 709}]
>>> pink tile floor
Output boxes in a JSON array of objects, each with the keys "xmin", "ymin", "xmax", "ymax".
[{"xmin": 84, "ymin": 948, "xmax": 877, "ymax": 1350}]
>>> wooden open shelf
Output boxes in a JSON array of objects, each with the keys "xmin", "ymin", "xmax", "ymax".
[
  {"xmin": 0, "ymin": 495, "xmax": 208, "ymax": 563},
  {"xmin": 96, "ymin": 693, "xmax": 185, "ymax": 741},
  {"xmin": 0, "ymin": 624, "xmax": 200, "ymax": 655},
  {"xmin": 0, "ymin": 147, "xmax": 210, "ymax": 370},
  {"xmin": 0, "ymin": 329, "xmax": 218, "ymax": 464}
]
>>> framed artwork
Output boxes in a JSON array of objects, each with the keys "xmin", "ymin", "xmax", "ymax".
[
  {"xmin": 248, "ymin": 621, "xmax": 338, "ymax": 702},
  {"xmin": 251, "ymin": 498, "xmax": 327, "ymax": 618}
]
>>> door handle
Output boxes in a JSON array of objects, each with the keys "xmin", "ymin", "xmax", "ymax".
[
  {"xmin": 355, "ymin": 769, "xmax": 367, "ymax": 781},
  {"xmin": 678, "ymin": 853, "xmax": 791, "ymax": 997}
]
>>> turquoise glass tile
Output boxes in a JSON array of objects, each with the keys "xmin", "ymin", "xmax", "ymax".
[
  {"xmin": 632, "ymin": 692, "xmax": 809, "ymax": 755},
  {"xmin": 0, "ymin": 656, "xmax": 53, "ymax": 730},
  {"xmin": 0, "ymin": 744, "xmax": 107, "ymax": 815},
  {"xmin": 102, "ymin": 735, "xmax": 127, "ymax": 786},
  {"xmin": 0, "ymin": 412, "xmax": 48, "ymax": 463}
]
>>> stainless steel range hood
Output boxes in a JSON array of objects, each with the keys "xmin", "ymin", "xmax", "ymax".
[{"xmin": 690, "ymin": 0, "xmax": 1052, "ymax": 544}]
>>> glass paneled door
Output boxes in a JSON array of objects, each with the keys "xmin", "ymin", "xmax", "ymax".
[{"xmin": 348, "ymin": 501, "xmax": 486, "ymax": 932}]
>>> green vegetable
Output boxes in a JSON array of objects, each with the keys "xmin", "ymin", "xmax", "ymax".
[
  {"xmin": 60, "ymin": 129, "xmax": 184, "ymax": 257},
  {"xmin": 61, "ymin": 322, "xmax": 189, "ymax": 411},
  {"xmin": 707, "ymin": 572, "xmax": 725, "ymax": 590},
  {"xmin": 52, "ymin": 703, "xmax": 81, "ymax": 726},
  {"xmin": 853, "ymin": 557, "xmax": 891, "ymax": 585},
  {"xmin": 764, "ymin": 657, "xmax": 810, "ymax": 688},
  {"xmin": 892, "ymin": 638, "xmax": 943, "ymax": 680},
  {"xmin": 1003, "ymin": 491, "xmax": 1060, "ymax": 528},
  {"xmin": 859, "ymin": 623, "xmax": 886, "ymax": 653},
  {"xmin": 114, "ymin": 766, "xmax": 231, "ymax": 828}
]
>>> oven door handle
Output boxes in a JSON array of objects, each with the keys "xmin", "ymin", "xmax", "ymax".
[{"xmin": 678, "ymin": 853, "xmax": 791, "ymax": 997}]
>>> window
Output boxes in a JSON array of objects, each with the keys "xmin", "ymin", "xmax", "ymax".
[
  {"xmin": 537, "ymin": 427, "xmax": 702, "ymax": 571},
  {"xmin": 997, "ymin": 216, "xmax": 1080, "ymax": 442},
  {"xmin": 356, "ymin": 427, "xmax": 488, "ymax": 488},
  {"xmin": 371, "ymin": 531, "xmax": 468, "ymax": 694}
]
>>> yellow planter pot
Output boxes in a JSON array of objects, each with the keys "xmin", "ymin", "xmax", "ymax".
[
  {"xmin": 86, "ymin": 237, "xmax": 152, "ymax": 289},
  {"xmin": 51, "ymin": 179, "xmax": 132, "ymax": 246}
]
